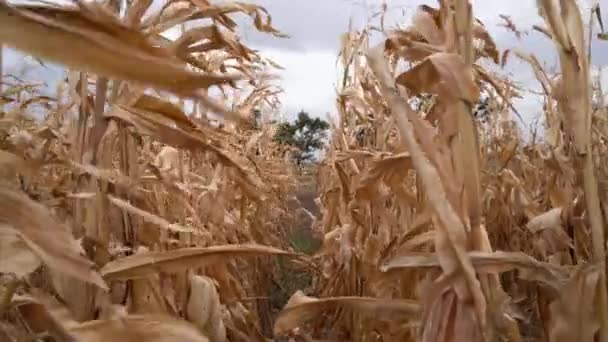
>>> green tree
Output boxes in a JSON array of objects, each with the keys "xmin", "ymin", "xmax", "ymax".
[{"xmin": 273, "ymin": 111, "xmax": 330, "ymax": 166}]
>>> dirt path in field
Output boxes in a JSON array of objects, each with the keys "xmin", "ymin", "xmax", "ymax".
[{"xmin": 265, "ymin": 169, "xmax": 322, "ymax": 335}]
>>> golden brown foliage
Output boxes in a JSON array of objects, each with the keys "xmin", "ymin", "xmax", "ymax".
[
  {"xmin": 0, "ymin": 0, "xmax": 298, "ymax": 340},
  {"xmin": 1, "ymin": 0, "xmax": 608, "ymax": 341}
]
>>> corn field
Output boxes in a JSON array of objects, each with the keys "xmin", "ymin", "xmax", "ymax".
[{"xmin": 0, "ymin": 0, "xmax": 607, "ymax": 341}]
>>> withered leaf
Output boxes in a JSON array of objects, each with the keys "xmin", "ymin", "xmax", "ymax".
[
  {"xmin": 106, "ymin": 105, "xmax": 253, "ymax": 179},
  {"xmin": 382, "ymin": 250, "xmax": 567, "ymax": 287},
  {"xmin": 473, "ymin": 23, "xmax": 500, "ymax": 63},
  {"xmin": 0, "ymin": 186, "xmax": 107, "ymax": 289},
  {"xmin": 189, "ymin": 1, "xmax": 287, "ymax": 38},
  {"xmin": 0, "ymin": 0, "xmax": 239, "ymax": 109},
  {"xmin": 412, "ymin": 5, "xmax": 443, "ymax": 45},
  {"xmin": 132, "ymin": 95, "xmax": 197, "ymax": 130},
  {"xmin": 101, "ymin": 244, "xmax": 294, "ymax": 280},
  {"xmin": 107, "ymin": 195, "xmax": 207, "ymax": 235},
  {"xmin": 396, "ymin": 52, "xmax": 479, "ymax": 103},
  {"xmin": 274, "ymin": 291, "xmax": 420, "ymax": 335}
]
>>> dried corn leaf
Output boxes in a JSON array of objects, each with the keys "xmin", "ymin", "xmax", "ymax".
[
  {"xmin": 108, "ymin": 195, "xmax": 205, "ymax": 235},
  {"xmin": 101, "ymin": 244, "xmax": 293, "ymax": 280},
  {"xmin": 354, "ymin": 153, "xmax": 412, "ymax": 200},
  {"xmin": 473, "ymin": 23, "xmax": 500, "ymax": 63},
  {"xmin": 382, "ymin": 251, "xmax": 566, "ymax": 286},
  {"xmin": 132, "ymin": 95, "xmax": 197, "ymax": 130},
  {"xmin": 0, "ymin": 0, "xmax": 239, "ymax": 107},
  {"xmin": 189, "ymin": 1, "xmax": 287, "ymax": 38},
  {"xmin": 274, "ymin": 291, "xmax": 420, "ymax": 335},
  {"xmin": 413, "ymin": 6, "xmax": 443, "ymax": 45},
  {"xmin": 0, "ymin": 185, "xmax": 107, "ymax": 289},
  {"xmin": 105, "ymin": 105, "xmax": 253, "ymax": 181},
  {"xmin": 396, "ymin": 52, "xmax": 479, "ymax": 103}
]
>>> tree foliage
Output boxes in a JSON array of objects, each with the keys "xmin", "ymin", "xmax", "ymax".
[{"xmin": 273, "ymin": 111, "xmax": 330, "ymax": 165}]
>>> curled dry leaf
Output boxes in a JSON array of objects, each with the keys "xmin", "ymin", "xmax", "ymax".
[
  {"xmin": 355, "ymin": 152, "xmax": 413, "ymax": 192},
  {"xmin": 412, "ymin": 6, "xmax": 444, "ymax": 45},
  {"xmin": 472, "ymin": 23, "xmax": 500, "ymax": 63},
  {"xmin": 141, "ymin": 1, "xmax": 195, "ymax": 34},
  {"xmin": 526, "ymin": 207, "xmax": 574, "ymax": 256},
  {"xmin": 189, "ymin": 1, "xmax": 287, "ymax": 38},
  {"xmin": 178, "ymin": 25, "xmax": 253, "ymax": 65},
  {"xmin": 0, "ymin": 185, "xmax": 107, "ymax": 289},
  {"xmin": 396, "ymin": 52, "xmax": 479, "ymax": 103},
  {"xmin": 273, "ymin": 291, "xmax": 420, "ymax": 335},
  {"xmin": 101, "ymin": 244, "xmax": 293, "ymax": 280},
  {"xmin": 132, "ymin": 95, "xmax": 198, "ymax": 130}
]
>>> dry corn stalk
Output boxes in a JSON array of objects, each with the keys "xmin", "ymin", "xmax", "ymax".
[{"xmin": 537, "ymin": 0, "xmax": 608, "ymax": 340}]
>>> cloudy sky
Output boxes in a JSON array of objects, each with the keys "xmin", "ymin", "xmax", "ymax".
[
  {"xmin": 3, "ymin": 0, "xmax": 608, "ymax": 125},
  {"xmin": 236, "ymin": 0, "xmax": 608, "ymax": 124}
]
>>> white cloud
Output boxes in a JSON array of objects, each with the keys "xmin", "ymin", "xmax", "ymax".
[{"xmin": 257, "ymin": 47, "xmax": 340, "ymax": 120}]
